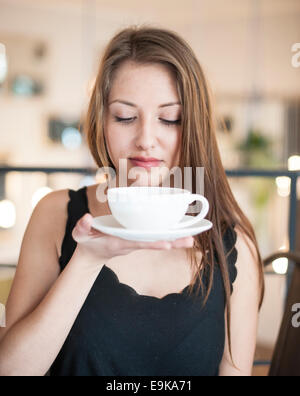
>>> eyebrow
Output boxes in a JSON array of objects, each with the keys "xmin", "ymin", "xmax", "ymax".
[{"xmin": 108, "ymin": 99, "xmax": 181, "ymax": 108}]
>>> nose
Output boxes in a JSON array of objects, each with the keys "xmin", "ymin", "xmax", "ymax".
[{"xmin": 134, "ymin": 117, "xmax": 156, "ymax": 150}]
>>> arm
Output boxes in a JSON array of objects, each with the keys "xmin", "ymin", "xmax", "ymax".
[
  {"xmin": 0, "ymin": 191, "xmax": 104, "ymax": 376},
  {"xmin": 0, "ymin": 190, "xmax": 192, "ymax": 376},
  {"xmin": 218, "ymin": 228, "xmax": 261, "ymax": 376}
]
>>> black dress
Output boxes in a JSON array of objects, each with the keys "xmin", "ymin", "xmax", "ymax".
[{"xmin": 49, "ymin": 186, "xmax": 238, "ymax": 376}]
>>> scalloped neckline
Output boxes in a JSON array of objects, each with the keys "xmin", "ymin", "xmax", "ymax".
[
  {"xmin": 82, "ymin": 185, "xmax": 237, "ymax": 299},
  {"xmin": 101, "ymin": 264, "xmax": 192, "ymax": 301}
]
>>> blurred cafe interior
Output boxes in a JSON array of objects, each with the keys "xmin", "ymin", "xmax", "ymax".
[{"xmin": 0, "ymin": 0, "xmax": 300, "ymax": 376}]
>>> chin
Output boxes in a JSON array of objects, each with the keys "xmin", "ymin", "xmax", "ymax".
[
  {"xmin": 128, "ymin": 173, "xmax": 162, "ymax": 188},
  {"xmin": 127, "ymin": 164, "xmax": 173, "ymax": 188},
  {"xmin": 129, "ymin": 177, "xmax": 159, "ymax": 188}
]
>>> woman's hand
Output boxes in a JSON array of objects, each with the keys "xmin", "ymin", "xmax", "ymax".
[{"xmin": 72, "ymin": 213, "xmax": 194, "ymax": 264}]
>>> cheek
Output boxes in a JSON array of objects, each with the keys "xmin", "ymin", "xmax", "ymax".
[
  {"xmin": 104, "ymin": 123, "xmax": 120, "ymax": 164},
  {"xmin": 165, "ymin": 130, "xmax": 181, "ymax": 154},
  {"xmin": 167, "ymin": 131, "xmax": 182, "ymax": 165},
  {"xmin": 105, "ymin": 123, "xmax": 131, "ymax": 161}
]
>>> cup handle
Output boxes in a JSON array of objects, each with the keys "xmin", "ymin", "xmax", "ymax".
[{"xmin": 170, "ymin": 194, "xmax": 209, "ymax": 229}]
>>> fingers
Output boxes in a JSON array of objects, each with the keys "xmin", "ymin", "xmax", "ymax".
[
  {"xmin": 136, "ymin": 236, "xmax": 194, "ymax": 250},
  {"xmin": 72, "ymin": 212, "xmax": 195, "ymax": 253},
  {"xmin": 72, "ymin": 213, "xmax": 94, "ymax": 243},
  {"xmin": 139, "ymin": 240, "xmax": 172, "ymax": 250},
  {"xmin": 103, "ymin": 235, "xmax": 169, "ymax": 251},
  {"xmin": 172, "ymin": 236, "xmax": 194, "ymax": 249}
]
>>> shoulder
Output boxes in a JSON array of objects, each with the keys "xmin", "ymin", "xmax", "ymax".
[
  {"xmin": 28, "ymin": 188, "xmax": 70, "ymax": 230},
  {"xmin": 234, "ymin": 226, "xmax": 258, "ymax": 259},
  {"xmin": 234, "ymin": 225, "xmax": 259, "ymax": 266},
  {"xmin": 33, "ymin": 189, "xmax": 70, "ymax": 230},
  {"xmin": 232, "ymin": 225, "xmax": 261, "ymax": 297},
  {"xmin": 33, "ymin": 189, "xmax": 71, "ymax": 258},
  {"xmin": 36, "ymin": 188, "xmax": 70, "ymax": 209}
]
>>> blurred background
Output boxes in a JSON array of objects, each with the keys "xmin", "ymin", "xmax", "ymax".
[{"xmin": 0, "ymin": 0, "xmax": 299, "ymax": 376}]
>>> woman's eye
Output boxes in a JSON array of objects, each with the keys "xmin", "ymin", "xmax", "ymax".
[
  {"xmin": 113, "ymin": 116, "xmax": 181, "ymax": 126},
  {"xmin": 114, "ymin": 116, "xmax": 135, "ymax": 124},
  {"xmin": 160, "ymin": 118, "xmax": 182, "ymax": 126}
]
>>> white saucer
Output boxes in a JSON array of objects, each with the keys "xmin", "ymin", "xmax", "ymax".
[{"xmin": 91, "ymin": 215, "xmax": 213, "ymax": 242}]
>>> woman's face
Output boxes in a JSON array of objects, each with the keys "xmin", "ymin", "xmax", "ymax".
[{"xmin": 104, "ymin": 60, "xmax": 182, "ymax": 187}]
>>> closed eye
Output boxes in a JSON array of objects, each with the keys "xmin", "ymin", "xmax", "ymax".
[
  {"xmin": 159, "ymin": 118, "xmax": 181, "ymax": 126},
  {"xmin": 114, "ymin": 116, "xmax": 135, "ymax": 124},
  {"xmin": 114, "ymin": 116, "xmax": 181, "ymax": 126}
]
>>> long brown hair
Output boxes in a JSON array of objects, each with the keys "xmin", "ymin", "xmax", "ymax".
[{"xmin": 84, "ymin": 25, "xmax": 265, "ymax": 365}]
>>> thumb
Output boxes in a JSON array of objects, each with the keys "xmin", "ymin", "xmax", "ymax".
[{"xmin": 72, "ymin": 213, "xmax": 94, "ymax": 243}]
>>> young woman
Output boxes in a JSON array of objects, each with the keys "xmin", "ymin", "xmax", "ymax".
[{"xmin": 0, "ymin": 26, "xmax": 264, "ymax": 376}]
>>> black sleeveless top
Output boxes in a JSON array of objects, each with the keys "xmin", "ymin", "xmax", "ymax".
[{"xmin": 49, "ymin": 186, "xmax": 238, "ymax": 376}]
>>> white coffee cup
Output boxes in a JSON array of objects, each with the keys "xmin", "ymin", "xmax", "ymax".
[{"xmin": 107, "ymin": 187, "xmax": 209, "ymax": 231}]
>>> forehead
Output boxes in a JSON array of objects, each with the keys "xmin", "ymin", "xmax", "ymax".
[{"xmin": 108, "ymin": 60, "xmax": 180, "ymax": 104}]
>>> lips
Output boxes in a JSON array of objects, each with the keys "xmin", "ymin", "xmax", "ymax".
[
  {"xmin": 129, "ymin": 157, "xmax": 162, "ymax": 169},
  {"xmin": 130, "ymin": 157, "xmax": 161, "ymax": 162}
]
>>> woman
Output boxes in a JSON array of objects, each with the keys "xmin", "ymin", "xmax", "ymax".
[{"xmin": 0, "ymin": 26, "xmax": 264, "ymax": 376}]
